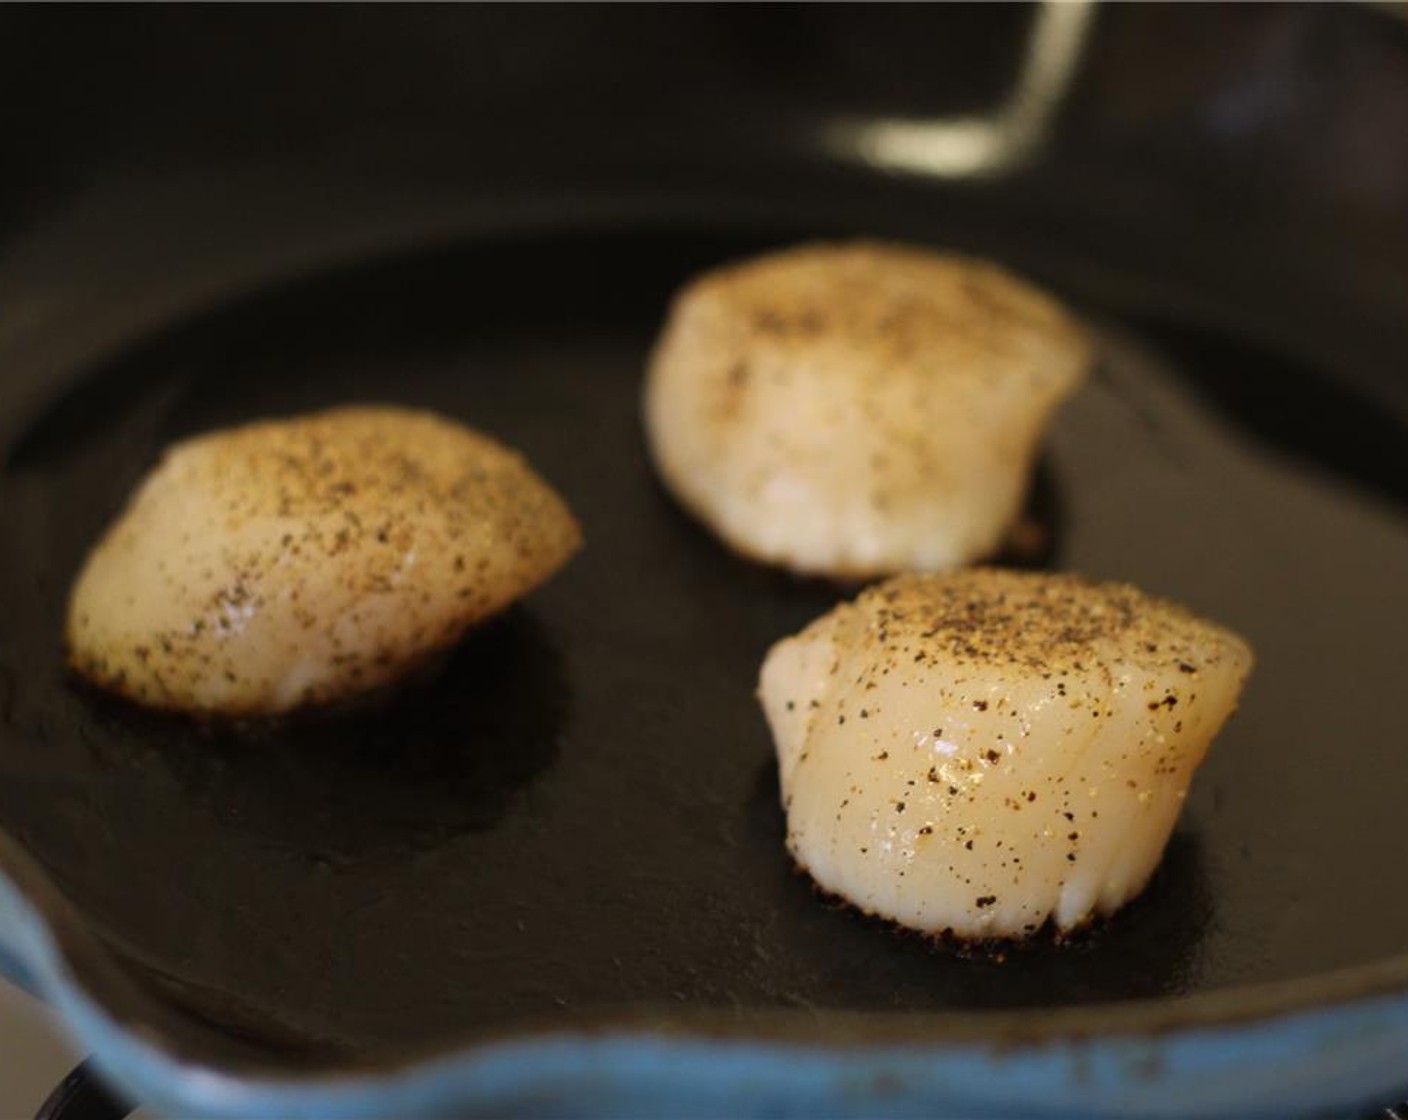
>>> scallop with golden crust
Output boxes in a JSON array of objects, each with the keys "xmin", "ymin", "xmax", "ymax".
[
  {"xmin": 644, "ymin": 242, "xmax": 1092, "ymax": 579},
  {"xmin": 759, "ymin": 568, "xmax": 1252, "ymax": 939},
  {"xmin": 67, "ymin": 405, "xmax": 581, "ymax": 716}
]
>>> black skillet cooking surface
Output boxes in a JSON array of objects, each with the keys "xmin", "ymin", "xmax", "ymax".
[
  {"xmin": 2, "ymin": 226, "xmax": 1407, "ymax": 1065},
  {"xmin": 0, "ymin": 0, "xmax": 1406, "ymax": 1077}
]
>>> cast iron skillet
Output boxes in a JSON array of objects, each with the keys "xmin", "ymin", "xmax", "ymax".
[{"xmin": 1, "ymin": 5, "xmax": 1407, "ymax": 1117}]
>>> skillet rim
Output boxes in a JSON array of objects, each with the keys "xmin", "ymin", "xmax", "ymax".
[{"xmin": 5, "ymin": 824, "xmax": 1408, "ymax": 1120}]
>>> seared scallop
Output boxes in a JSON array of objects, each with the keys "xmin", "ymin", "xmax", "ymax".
[
  {"xmin": 68, "ymin": 405, "xmax": 580, "ymax": 715},
  {"xmin": 644, "ymin": 242, "xmax": 1091, "ymax": 578},
  {"xmin": 758, "ymin": 569, "xmax": 1252, "ymax": 938}
]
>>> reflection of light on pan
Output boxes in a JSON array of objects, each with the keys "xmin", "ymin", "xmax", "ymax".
[{"xmin": 827, "ymin": 0, "xmax": 1096, "ymax": 179}]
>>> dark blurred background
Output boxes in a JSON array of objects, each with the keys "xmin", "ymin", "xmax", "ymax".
[{"xmin": 0, "ymin": 4, "xmax": 1405, "ymax": 425}]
